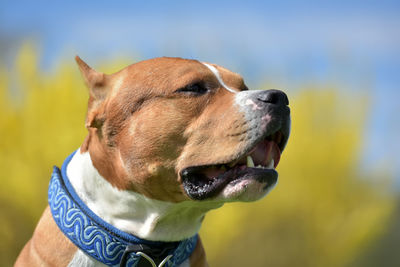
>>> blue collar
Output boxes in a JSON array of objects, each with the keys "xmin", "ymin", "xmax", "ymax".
[{"xmin": 48, "ymin": 151, "xmax": 198, "ymax": 267}]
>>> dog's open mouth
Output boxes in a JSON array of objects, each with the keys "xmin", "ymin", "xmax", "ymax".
[{"xmin": 181, "ymin": 131, "xmax": 287, "ymax": 200}]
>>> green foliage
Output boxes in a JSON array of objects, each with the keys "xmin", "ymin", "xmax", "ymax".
[
  {"xmin": 0, "ymin": 43, "xmax": 87, "ymax": 265},
  {"xmin": 0, "ymin": 44, "xmax": 394, "ymax": 266}
]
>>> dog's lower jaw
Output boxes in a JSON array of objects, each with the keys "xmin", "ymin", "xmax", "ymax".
[
  {"xmin": 217, "ymin": 176, "xmax": 278, "ymax": 202},
  {"xmin": 67, "ymin": 148, "xmax": 222, "ymax": 242}
]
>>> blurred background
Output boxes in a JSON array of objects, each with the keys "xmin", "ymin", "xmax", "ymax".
[{"xmin": 1, "ymin": 0, "xmax": 399, "ymax": 266}]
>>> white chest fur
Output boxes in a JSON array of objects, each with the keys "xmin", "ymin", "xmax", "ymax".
[
  {"xmin": 66, "ymin": 149, "xmax": 218, "ymax": 266},
  {"xmin": 66, "ymin": 149, "xmax": 222, "ymax": 242}
]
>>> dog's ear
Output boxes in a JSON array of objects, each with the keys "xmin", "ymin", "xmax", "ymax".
[
  {"xmin": 75, "ymin": 56, "xmax": 108, "ymax": 132},
  {"xmin": 75, "ymin": 56, "xmax": 108, "ymax": 101}
]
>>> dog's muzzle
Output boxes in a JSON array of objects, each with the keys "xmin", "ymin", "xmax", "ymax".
[{"xmin": 181, "ymin": 89, "xmax": 291, "ymax": 200}]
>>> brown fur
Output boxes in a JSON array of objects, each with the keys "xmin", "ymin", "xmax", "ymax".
[
  {"xmin": 15, "ymin": 206, "xmax": 78, "ymax": 266},
  {"xmin": 16, "ymin": 57, "xmax": 250, "ymax": 266},
  {"xmin": 80, "ymin": 57, "xmax": 249, "ymax": 202}
]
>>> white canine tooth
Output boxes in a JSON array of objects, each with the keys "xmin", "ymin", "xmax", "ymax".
[
  {"xmin": 267, "ymin": 159, "xmax": 274, "ymax": 169},
  {"xmin": 247, "ymin": 156, "xmax": 255, "ymax": 168}
]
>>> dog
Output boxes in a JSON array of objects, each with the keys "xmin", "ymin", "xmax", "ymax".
[{"xmin": 15, "ymin": 56, "xmax": 290, "ymax": 267}]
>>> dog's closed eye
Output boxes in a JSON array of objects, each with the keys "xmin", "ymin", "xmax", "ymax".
[{"xmin": 175, "ymin": 82, "xmax": 209, "ymax": 96}]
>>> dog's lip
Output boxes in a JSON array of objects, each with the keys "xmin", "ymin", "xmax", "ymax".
[
  {"xmin": 181, "ymin": 164, "xmax": 278, "ymax": 200},
  {"xmin": 180, "ymin": 130, "xmax": 286, "ymax": 200}
]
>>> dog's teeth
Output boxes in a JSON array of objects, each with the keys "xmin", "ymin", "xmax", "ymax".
[
  {"xmin": 247, "ymin": 156, "xmax": 255, "ymax": 168},
  {"xmin": 267, "ymin": 159, "xmax": 274, "ymax": 169}
]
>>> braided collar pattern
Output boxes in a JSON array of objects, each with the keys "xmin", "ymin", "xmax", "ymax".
[{"xmin": 48, "ymin": 152, "xmax": 198, "ymax": 267}]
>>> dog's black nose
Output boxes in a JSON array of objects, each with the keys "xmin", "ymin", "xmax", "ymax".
[{"xmin": 257, "ymin": 89, "xmax": 289, "ymax": 106}]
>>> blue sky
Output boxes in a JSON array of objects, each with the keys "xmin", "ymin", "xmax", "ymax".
[{"xmin": 1, "ymin": 0, "xmax": 399, "ymax": 180}]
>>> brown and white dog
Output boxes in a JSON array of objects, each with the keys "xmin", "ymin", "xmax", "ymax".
[{"xmin": 15, "ymin": 56, "xmax": 290, "ymax": 267}]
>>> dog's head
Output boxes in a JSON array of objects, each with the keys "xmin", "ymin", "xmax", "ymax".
[{"xmin": 76, "ymin": 56, "xmax": 290, "ymax": 203}]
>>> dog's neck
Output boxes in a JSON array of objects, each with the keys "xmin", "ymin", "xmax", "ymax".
[{"xmin": 66, "ymin": 149, "xmax": 223, "ymax": 242}]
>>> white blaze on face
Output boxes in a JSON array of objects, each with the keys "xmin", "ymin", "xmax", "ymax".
[{"xmin": 201, "ymin": 62, "xmax": 237, "ymax": 93}]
